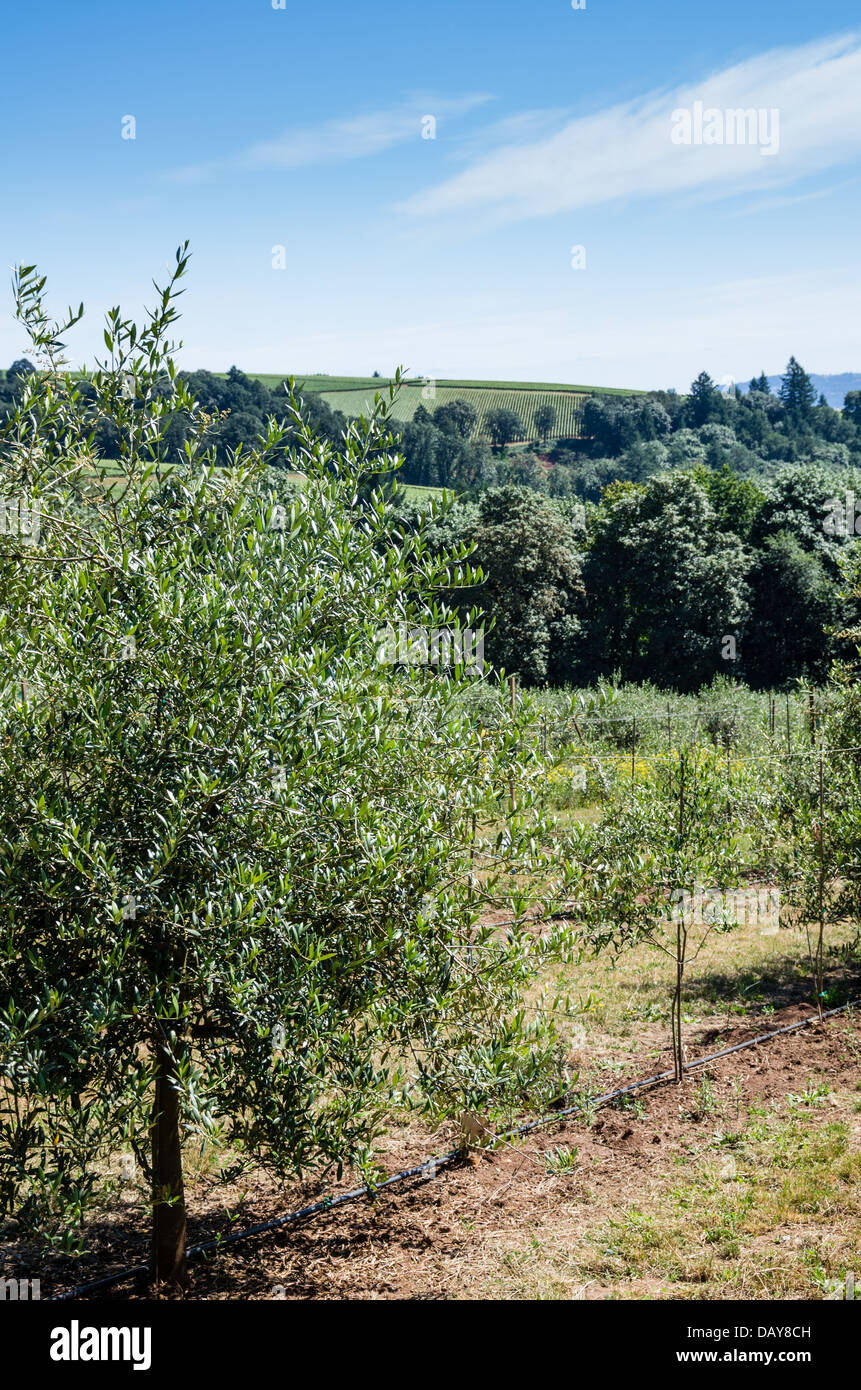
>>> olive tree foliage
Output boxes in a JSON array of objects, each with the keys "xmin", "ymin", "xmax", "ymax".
[{"xmin": 0, "ymin": 250, "xmax": 571, "ymax": 1274}]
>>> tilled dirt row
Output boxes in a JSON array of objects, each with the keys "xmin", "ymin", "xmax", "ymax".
[{"xmin": 14, "ymin": 1000, "xmax": 858, "ymax": 1301}]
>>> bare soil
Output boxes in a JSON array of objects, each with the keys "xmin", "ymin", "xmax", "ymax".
[{"xmin": 10, "ymin": 997, "xmax": 859, "ymax": 1302}]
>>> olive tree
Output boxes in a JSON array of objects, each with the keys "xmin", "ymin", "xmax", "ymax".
[
  {"xmin": 569, "ymin": 751, "xmax": 747, "ymax": 1081},
  {"xmin": 0, "ymin": 251, "xmax": 567, "ymax": 1286}
]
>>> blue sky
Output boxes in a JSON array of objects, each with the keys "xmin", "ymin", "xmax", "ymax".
[{"xmin": 1, "ymin": 0, "xmax": 860, "ymax": 389}]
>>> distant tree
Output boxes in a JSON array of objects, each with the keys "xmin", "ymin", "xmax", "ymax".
[
  {"xmin": 217, "ymin": 408, "xmax": 267, "ymax": 453},
  {"xmin": 752, "ymin": 463, "xmax": 853, "ymax": 573},
  {"xmin": 687, "ymin": 371, "xmax": 724, "ymax": 428},
  {"xmin": 466, "ymin": 485, "xmax": 584, "ymax": 683},
  {"xmin": 580, "ymin": 396, "xmax": 668, "ymax": 457},
  {"xmin": 547, "ymin": 463, "xmax": 576, "ymax": 498},
  {"xmin": 584, "ymin": 473, "xmax": 749, "ymax": 689},
  {"xmin": 534, "ymin": 403, "xmax": 557, "ymax": 446},
  {"xmin": 691, "ymin": 464, "xmax": 766, "ymax": 542},
  {"xmin": 433, "ymin": 430, "xmax": 470, "ymax": 489},
  {"xmin": 485, "ymin": 407, "xmax": 524, "ymax": 452},
  {"xmin": 779, "ymin": 357, "xmax": 816, "ymax": 426},
  {"xmin": 749, "ymin": 371, "xmax": 771, "ymax": 395},
  {"xmin": 636, "ymin": 400, "xmax": 671, "ymax": 441},
  {"xmin": 743, "ymin": 531, "xmax": 839, "ymax": 687},
  {"xmin": 434, "ymin": 398, "xmax": 478, "ymax": 439},
  {"xmin": 649, "ymin": 387, "xmax": 686, "ymax": 429},
  {"xmin": 503, "ymin": 452, "xmax": 547, "ymax": 492},
  {"xmin": 811, "ymin": 402, "xmax": 855, "ymax": 447},
  {"xmin": 564, "ymin": 456, "xmax": 620, "ymax": 504},
  {"xmin": 843, "ymin": 391, "xmax": 861, "ymax": 429},
  {"xmin": 6, "ymin": 358, "xmax": 35, "ymax": 380},
  {"xmin": 397, "ymin": 420, "xmax": 438, "ymax": 486},
  {"xmin": 617, "ymin": 439, "xmax": 669, "ymax": 482},
  {"xmin": 453, "ymin": 440, "xmax": 498, "ymax": 491}
]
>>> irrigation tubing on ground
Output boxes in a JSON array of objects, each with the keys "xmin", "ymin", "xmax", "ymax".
[{"xmin": 48, "ymin": 994, "xmax": 860, "ymax": 1302}]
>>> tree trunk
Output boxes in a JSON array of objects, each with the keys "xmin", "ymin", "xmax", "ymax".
[{"xmin": 151, "ymin": 1042, "xmax": 188, "ymax": 1289}]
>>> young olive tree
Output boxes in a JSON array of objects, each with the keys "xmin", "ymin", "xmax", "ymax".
[
  {"xmin": 0, "ymin": 250, "xmax": 567, "ymax": 1286},
  {"xmin": 569, "ymin": 751, "xmax": 747, "ymax": 1081}
]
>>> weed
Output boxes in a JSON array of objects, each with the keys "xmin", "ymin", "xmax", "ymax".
[
  {"xmin": 612, "ymin": 1093, "xmax": 646, "ymax": 1119},
  {"xmin": 786, "ymin": 1080, "xmax": 831, "ymax": 1109},
  {"xmin": 543, "ymin": 1146, "xmax": 579, "ymax": 1174}
]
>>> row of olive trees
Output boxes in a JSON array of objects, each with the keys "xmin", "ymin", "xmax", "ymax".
[{"xmin": 563, "ymin": 706, "xmax": 861, "ymax": 1076}]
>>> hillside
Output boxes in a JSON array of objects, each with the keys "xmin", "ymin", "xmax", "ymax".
[
  {"xmin": 318, "ymin": 383, "xmax": 590, "ymax": 441},
  {"xmin": 233, "ymin": 375, "xmax": 643, "ymax": 444}
]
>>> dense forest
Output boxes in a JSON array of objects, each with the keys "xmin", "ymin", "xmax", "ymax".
[{"xmin": 4, "ymin": 356, "xmax": 860, "ymax": 692}]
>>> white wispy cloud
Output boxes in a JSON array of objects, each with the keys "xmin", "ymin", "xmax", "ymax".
[
  {"xmin": 399, "ymin": 33, "xmax": 861, "ymax": 221},
  {"xmin": 723, "ymin": 176, "xmax": 860, "ymax": 218},
  {"xmin": 165, "ymin": 94, "xmax": 491, "ymax": 183}
]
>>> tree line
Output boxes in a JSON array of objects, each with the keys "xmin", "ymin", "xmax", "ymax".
[
  {"xmin": 0, "ymin": 362, "xmax": 349, "ymax": 462},
  {"xmin": 5, "ymin": 354, "xmax": 859, "ymax": 691},
  {"xmin": 4, "ymin": 355, "xmax": 857, "ymax": 499},
  {"xmin": 405, "ymin": 462, "xmax": 860, "ymax": 691}
]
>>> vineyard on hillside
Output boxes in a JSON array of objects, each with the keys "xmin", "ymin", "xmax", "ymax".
[{"xmin": 314, "ymin": 382, "xmax": 591, "ymax": 441}]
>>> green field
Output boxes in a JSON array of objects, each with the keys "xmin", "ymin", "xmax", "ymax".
[
  {"xmin": 248, "ymin": 374, "xmax": 418, "ymax": 393},
  {"xmin": 393, "ymin": 377, "xmax": 638, "ymax": 394},
  {"xmin": 63, "ymin": 370, "xmax": 643, "ymax": 444},
  {"xmin": 228, "ymin": 374, "xmax": 637, "ymax": 395},
  {"xmin": 401, "ymin": 483, "xmax": 446, "ymax": 504}
]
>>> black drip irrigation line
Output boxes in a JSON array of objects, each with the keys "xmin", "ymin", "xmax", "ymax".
[
  {"xmin": 49, "ymin": 994, "xmax": 860, "ymax": 1302},
  {"xmin": 496, "ymin": 995, "xmax": 860, "ymax": 1143}
]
